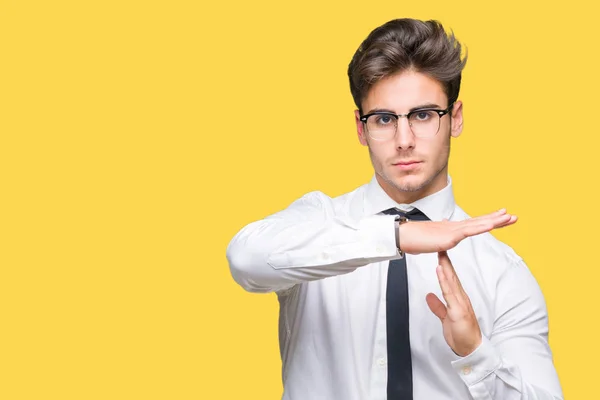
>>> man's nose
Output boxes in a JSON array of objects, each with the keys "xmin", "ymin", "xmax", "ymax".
[{"xmin": 394, "ymin": 117, "xmax": 415, "ymax": 149}]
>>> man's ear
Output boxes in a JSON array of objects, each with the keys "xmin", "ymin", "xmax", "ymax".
[
  {"xmin": 355, "ymin": 110, "xmax": 368, "ymax": 146},
  {"xmin": 450, "ymin": 101, "xmax": 463, "ymax": 138}
]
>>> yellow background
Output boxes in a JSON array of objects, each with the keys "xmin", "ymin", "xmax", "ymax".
[{"xmin": 1, "ymin": 0, "xmax": 596, "ymax": 398}]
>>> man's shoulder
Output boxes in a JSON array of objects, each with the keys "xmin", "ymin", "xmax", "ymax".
[
  {"xmin": 291, "ymin": 182, "xmax": 367, "ymax": 212},
  {"xmin": 453, "ymin": 206, "xmax": 524, "ymax": 268}
]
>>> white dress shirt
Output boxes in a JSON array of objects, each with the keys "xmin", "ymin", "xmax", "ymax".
[{"xmin": 226, "ymin": 175, "xmax": 563, "ymax": 400}]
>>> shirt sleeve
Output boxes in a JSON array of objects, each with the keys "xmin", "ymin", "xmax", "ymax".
[
  {"xmin": 225, "ymin": 191, "xmax": 403, "ymax": 293},
  {"xmin": 450, "ymin": 260, "xmax": 564, "ymax": 399}
]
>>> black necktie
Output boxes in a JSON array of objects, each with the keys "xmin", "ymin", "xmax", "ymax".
[{"xmin": 381, "ymin": 207, "xmax": 430, "ymax": 400}]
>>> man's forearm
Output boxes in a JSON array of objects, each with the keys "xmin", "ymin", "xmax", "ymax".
[{"xmin": 226, "ymin": 192, "xmax": 400, "ymax": 293}]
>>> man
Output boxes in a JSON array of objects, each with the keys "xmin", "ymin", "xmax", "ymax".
[{"xmin": 226, "ymin": 18, "xmax": 563, "ymax": 400}]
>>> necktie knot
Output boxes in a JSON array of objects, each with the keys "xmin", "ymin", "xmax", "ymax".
[{"xmin": 381, "ymin": 207, "xmax": 430, "ymax": 221}]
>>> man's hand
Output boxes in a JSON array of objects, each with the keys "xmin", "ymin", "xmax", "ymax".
[
  {"xmin": 399, "ymin": 209, "xmax": 516, "ymax": 255},
  {"xmin": 425, "ymin": 251, "xmax": 482, "ymax": 357}
]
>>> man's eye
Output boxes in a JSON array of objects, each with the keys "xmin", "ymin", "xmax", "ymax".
[
  {"xmin": 375, "ymin": 115, "xmax": 394, "ymax": 125},
  {"xmin": 413, "ymin": 111, "xmax": 435, "ymax": 121}
]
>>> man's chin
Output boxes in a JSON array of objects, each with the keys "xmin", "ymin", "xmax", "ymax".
[
  {"xmin": 387, "ymin": 174, "xmax": 426, "ymax": 193},
  {"xmin": 394, "ymin": 182, "xmax": 427, "ymax": 193}
]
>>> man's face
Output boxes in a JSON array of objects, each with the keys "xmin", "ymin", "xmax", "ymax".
[{"xmin": 354, "ymin": 70, "xmax": 464, "ymax": 203}]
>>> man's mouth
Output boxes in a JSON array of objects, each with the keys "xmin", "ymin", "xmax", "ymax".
[{"xmin": 392, "ymin": 160, "xmax": 422, "ymax": 170}]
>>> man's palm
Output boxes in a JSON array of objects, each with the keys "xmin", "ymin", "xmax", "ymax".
[{"xmin": 399, "ymin": 209, "xmax": 517, "ymax": 254}]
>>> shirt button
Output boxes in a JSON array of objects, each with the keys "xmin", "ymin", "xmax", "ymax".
[
  {"xmin": 462, "ymin": 365, "xmax": 472, "ymax": 375},
  {"xmin": 322, "ymin": 253, "xmax": 329, "ymax": 260},
  {"xmin": 376, "ymin": 246, "xmax": 384, "ymax": 254},
  {"xmin": 377, "ymin": 358, "xmax": 387, "ymax": 366}
]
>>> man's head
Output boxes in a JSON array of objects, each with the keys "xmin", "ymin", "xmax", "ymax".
[{"xmin": 347, "ymin": 18, "xmax": 467, "ymax": 203}]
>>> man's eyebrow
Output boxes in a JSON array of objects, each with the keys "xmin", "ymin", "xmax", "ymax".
[
  {"xmin": 364, "ymin": 107, "xmax": 396, "ymax": 115},
  {"xmin": 364, "ymin": 103, "xmax": 443, "ymax": 115},
  {"xmin": 409, "ymin": 103, "xmax": 442, "ymax": 112}
]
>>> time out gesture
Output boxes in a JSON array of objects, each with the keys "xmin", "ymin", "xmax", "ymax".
[{"xmin": 400, "ymin": 209, "xmax": 518, "ymax": 356}]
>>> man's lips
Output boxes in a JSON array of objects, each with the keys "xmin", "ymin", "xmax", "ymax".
[
  {"xmin": 392, "ymin": 160, "xmax": 422, "ymax": 170},
  {"xmin": 393, "ymin": 160, "xmax": 421, "ymax": 165}
]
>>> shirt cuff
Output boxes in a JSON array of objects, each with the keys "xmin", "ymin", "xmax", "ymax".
[{"xmin": 450, "ymin": 335, "xmax": 502, "ymax": 386}]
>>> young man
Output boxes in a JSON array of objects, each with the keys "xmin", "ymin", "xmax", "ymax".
[{"xmin": 226, "ymin": 18, "xmax": 563, "ymax": 400}]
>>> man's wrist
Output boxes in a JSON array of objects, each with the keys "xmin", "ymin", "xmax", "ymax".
[
  {"xmin": 394, "ymin": 219, "xmax": 400, "ymax": 249},
  {"xmin": 394, "ymin": 216, "xmax": 408, "ymax": 256}
]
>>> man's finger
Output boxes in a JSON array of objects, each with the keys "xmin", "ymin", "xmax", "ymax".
[
  {"xmin": 483, "ymin": 213, "xmax": 513, "ymax": 228},
  {"xmin": 463, "ymin": 211, "xmax": 513, "ymax": 228},
  {"xmin": 426, "ymin": 293, "xmax": 447, "ymax": 321},
  {"xmin": 469, "ymin": 208, "xmax": 507, "ymax": 222},
  {"xmin": 439, "ymin": 252, "xmax": 461, "ymax": 287},
  {"xmin": 436, "ymin": 264, "xmax": 459, "ymax": 308},
  {"xmin": 493, "ymin": 215, "xmax": 518, "ymax": 229},
  {"xmin": 438, "ymin": 252, "xmax": 467, "ymax": 304},
  {"xmin": 460, "ymin": 214, "xmax": 515, "ymax": 237}
]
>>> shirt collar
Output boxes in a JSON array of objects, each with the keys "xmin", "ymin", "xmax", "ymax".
[{"xmin": 363, "ymin": 174, "xmax": 456, "ymax": 222}]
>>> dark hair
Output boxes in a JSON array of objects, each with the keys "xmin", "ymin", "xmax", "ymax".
[{"xmin": 347, "ymin": 18, "xmax": 467, "ymax": 113}]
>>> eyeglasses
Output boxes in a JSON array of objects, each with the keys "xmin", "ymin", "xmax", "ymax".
[{"xmin": 359, "ymin": 103, "xmax": 454, "ymax": 140}]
